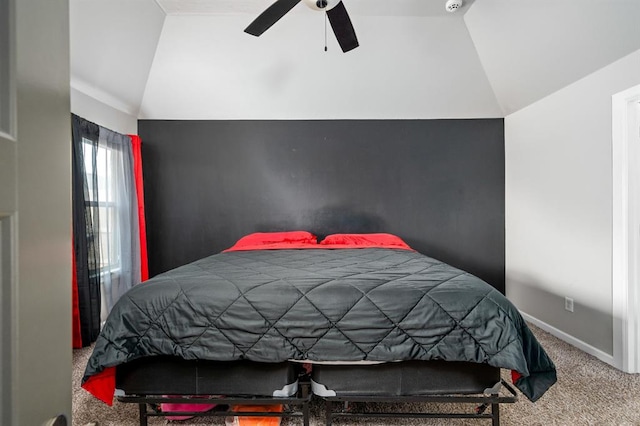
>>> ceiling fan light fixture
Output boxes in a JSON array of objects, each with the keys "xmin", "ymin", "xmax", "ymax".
[{"xmin": 302, "ymin": 0, "xmax": 339, "ymax": 11}]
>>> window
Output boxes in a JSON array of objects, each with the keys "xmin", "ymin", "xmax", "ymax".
[
  {"xmin": 73, "ymin": 115, "xmax": 145, "ymax": 340},
  {"xmin": 83, "ymin": 139, "xmax": 121, "ymax": 274}
]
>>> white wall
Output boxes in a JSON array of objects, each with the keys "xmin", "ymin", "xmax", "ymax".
[
  {"xmin": 71, "ymin": 87, "xmax": 138, "ymax": 135},
  {"xmin": 505, "ymin": 49, "xmax": 640, "ymax": 356}
]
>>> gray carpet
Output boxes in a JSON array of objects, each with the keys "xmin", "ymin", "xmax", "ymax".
[{"xmin": 72, "ymin": 324, "xmax": 640, "ymax": 425}]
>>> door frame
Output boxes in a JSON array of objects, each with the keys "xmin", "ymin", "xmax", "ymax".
[
  {"xmin": 612, "ymin": 83, "xmax": 640, "ymax": 374},
  {"xmin": 0, "ymin": 217, "xmax": 16, "ymax": 426},
  {"xmin": 0, "ymin": 0, "xmax": 16, "ymax": 423}
]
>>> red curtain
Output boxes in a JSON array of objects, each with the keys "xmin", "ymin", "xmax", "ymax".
[
  {"xmin": 129, "ymin": 135, "xmax": 149, "ymax": 281},
  {"xmin": 72, "ymin": 242, "xmax": 83, "ymax": 348}
]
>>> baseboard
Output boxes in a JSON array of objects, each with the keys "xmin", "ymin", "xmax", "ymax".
[{"xmin": 520, "ymin": 311, "xmax": 615, "ymax": 367}]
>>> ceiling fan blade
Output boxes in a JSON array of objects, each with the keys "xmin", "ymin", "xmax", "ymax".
[
  {"xmin": 326, "ymin": 1, "xmax": 359, "ymax": 52},
  {"xmin": 245, "ymin": 0, "xmax": 302, "ymax": 36}
]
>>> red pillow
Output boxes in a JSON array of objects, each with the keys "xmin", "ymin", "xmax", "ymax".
[
  {"xmin": 319, "ymin": 233, "xmax": 413, "ymax": 250},
  {"xmin": 224, "ymin": 231, "xmax": 317, "ymax": 252}
]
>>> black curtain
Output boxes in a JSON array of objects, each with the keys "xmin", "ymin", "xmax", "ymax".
[{"xmin": 71, "ymin": 114, "xmax": 101, "ymax": 346}]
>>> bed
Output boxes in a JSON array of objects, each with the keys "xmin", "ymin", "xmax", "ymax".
[{"xmin": 82, "ymin": 232, "xmax": 556, "ymax": 425}]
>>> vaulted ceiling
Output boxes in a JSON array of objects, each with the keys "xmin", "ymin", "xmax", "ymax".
[{"xmin": 70, "ymin": 0, "xmax": 640, "ymax": 120}]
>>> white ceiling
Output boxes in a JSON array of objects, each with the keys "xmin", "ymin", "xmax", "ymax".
[
  {"xmin": 139, "ymin": 14, "xmax": 502, "ymax": 119},
  {"xmin": 155, "ymin": 0, "xmax": 476, "ymax": 16},
  {"xmin": 465, "ymin": 0, "xmax": 640, "ymax": 114},
  {"xmin": 69, "ymin": 0, "xmax": 640, "ymax": 120}
]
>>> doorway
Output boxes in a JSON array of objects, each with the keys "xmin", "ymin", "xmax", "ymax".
[{"xmin": 612, "ymin": 83, "xmax": 640, "ymax": 374}]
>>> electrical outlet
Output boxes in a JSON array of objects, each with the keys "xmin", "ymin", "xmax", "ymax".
[{"xmin": 565, "ymin": 297, "xmax": 574, "ymax": 313}]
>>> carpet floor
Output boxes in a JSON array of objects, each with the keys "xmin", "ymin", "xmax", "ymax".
[{"xmin": 72, "ymin": 324, "xmax": 640, "ymax": 425}]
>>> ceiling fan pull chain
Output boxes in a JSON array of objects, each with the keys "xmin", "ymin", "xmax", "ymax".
[{"xmin": 324, "ymin": 12, "xmax": 328, "ymax": 51}]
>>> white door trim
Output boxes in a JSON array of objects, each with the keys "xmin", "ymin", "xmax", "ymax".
[
  {"xmin": 0, "ymin": 0, "xmax": 16, "ymax": 422},
  {"xmin": 612, "ymin": 83, "xmax": 640, "ymax": 374},
  {"xmin": 0, "ymin": 215, "xmax": 16, "ymax": 425},
  {"xmin": 0, "ymin": 0, "xmax": 16, "ymax": 141}
]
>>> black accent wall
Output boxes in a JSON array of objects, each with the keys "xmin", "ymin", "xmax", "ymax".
[{"xmin": 139, "ymin": 119, "xmax": 505, "ymax": 293}]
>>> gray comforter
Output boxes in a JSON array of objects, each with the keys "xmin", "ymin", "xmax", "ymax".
[{"xmin": 83, "ymin": 248, "xmax": 556, "ymax": 401}]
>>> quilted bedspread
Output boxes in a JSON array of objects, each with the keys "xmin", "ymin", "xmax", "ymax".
[{"xmin": 82, "ymin": 248, "xmax": 556, "ymax": 403}]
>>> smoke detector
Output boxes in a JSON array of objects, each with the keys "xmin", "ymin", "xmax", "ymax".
[{"xmin": 445, "ymin": 0, "xmax": 463, "ymax": 12}]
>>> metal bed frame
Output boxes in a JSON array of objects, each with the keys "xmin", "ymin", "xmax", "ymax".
[
  {"xmin": 117, "ymin": 378, "xmax": 517, "ymax": 426},
  {"xmin": 116, "ymin": 383, "xmax": 312, "ymax": 426},
  {"xmin": 114, "ymin": 357, "xmax": 312, "ymax": 426},
  {"xmin": 320, "ymin": 379, "xmax": 518, "ymax": 426}
]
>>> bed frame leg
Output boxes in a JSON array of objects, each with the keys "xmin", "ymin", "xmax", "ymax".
[
  {"xmin": 138, "ymin": 403, "xmax": 148, "ymax": 426},
  {"xmin": 492, "ymin": 402, "xmax": 500, "ymax": 426},
  {"xmin": 303, "ymin": 399, "xmax": 310, "ymax": 426},
  {"xmin": 325, "ymin": 400, "xmax": 333, "ymax": 426}
]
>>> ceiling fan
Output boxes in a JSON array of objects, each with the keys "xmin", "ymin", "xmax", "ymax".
[{"xmin": 245, "ymin": 0, "xmax": 359, "ymax": 53}]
